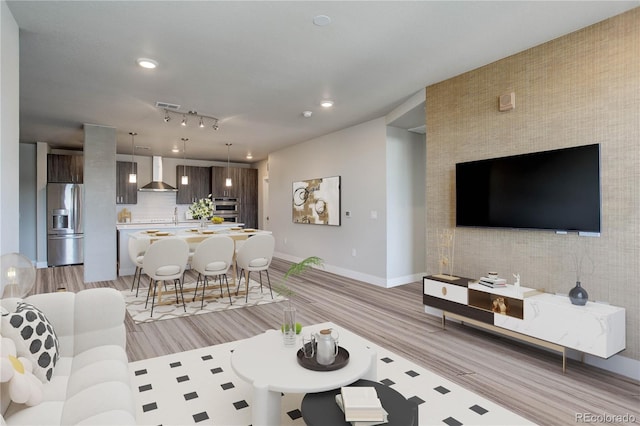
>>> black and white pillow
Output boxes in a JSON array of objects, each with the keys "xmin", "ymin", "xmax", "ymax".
[{"xmin": 1, "ymin": 302, "xmax": 59, "ymax": 383}]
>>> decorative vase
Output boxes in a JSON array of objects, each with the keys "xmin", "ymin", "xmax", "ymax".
[
  {"xmin": 282, "ymin": 306, "xmax": 297, "ymax": 347},
  {"xmin": 569, "ymin": 281, "xmax": 588, "ymax": 306},
  {"xmin": 199, "ymin": 217, "xmax": 207, "ymax": 231}
]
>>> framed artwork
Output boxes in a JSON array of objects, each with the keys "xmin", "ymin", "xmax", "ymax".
[{"xmin": 292, "ymin": 176, "xmax": 341, "ymax": 226}]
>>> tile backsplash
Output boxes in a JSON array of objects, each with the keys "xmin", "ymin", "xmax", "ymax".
[{"xmin": 116, "ymin": 192, "xmax": 191, "ymax": 223}]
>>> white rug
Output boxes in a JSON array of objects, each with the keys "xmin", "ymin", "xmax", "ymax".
[
  {"xmin": 123, "ymin": 278, "xmax": 286, "ymax": 323},
  {"xmin": 129, "ymin": 324, "xmax": 535, "ymax": 425}
]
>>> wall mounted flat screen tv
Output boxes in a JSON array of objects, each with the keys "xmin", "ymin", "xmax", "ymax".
[{"xmin": 456, "ymin": 144, "xmax": 601, "ymax": 233}]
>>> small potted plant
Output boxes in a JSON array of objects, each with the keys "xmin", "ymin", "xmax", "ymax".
[{"xmin": 275, "ymin": 256, "xmax": 324, "ymax": 346}]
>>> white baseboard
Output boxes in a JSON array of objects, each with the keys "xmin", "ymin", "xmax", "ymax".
[{"xmin": 273, "ymin": 253, "xmax": 424, "ymax": 288}]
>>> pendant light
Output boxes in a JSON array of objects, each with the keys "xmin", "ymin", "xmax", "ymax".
[
  {"xmin": 225, "ymin": 143, "xmax": 232, "ymax": 187},
  {"xmin": 181, "ymin": 138, "xmax": 189, "ymax": 185},
  {"xmin": 128, "ymin": 132, "xmax": 137, "ymax": 183}
]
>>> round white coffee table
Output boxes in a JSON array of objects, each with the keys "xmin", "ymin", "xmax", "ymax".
[{"xmin": 230, "ymin": 322, "xmax": 377, "ymax": 426}]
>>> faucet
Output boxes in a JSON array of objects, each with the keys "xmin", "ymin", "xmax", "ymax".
[{"xmin": 173, "ymin": 207, "xmax": 178, "ymax": 225}]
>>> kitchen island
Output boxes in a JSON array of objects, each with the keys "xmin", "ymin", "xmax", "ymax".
[{"xmin": 117, "ymin": 221, "xmax": 242, "ymax": 276}]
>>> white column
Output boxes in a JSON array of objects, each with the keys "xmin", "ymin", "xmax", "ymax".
[
  {"xmin": 0, "ymin": 1, "xmax": 20, "ymax": 254},
  {"xmin": 83, "ymin": 124, "xmax": 117, "ymax": 282}
]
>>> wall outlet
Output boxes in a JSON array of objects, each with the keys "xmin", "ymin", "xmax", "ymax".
[{"xmin": 345, "ymin": 211, "xmax": 351, "ymax": 218}]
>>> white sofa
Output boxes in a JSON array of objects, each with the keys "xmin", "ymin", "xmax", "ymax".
[{"xmin": 1, "ymin": 288, "xmax": 136, "ymax": 425}]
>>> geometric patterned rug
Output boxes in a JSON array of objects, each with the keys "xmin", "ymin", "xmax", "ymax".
[
  {"xmin": 122, "ymin": 278, "xmax": 286, "ymax": 324},
  {"xmin": 128, "ymin": 324, "xmax": 536, "ymax": 425}
]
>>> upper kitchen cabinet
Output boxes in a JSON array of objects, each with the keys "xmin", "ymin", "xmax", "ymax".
[
  {"xmin": 47, "ymin": 154, "xmax": 83, "ymax": 183},
  {"xmin": 176, "ymin": 165, "xmax": 211, "ymax": 204},
  {"xmin": 211, "ymin": 166, "xmax": 241, "ymax": 198},
  {"xmin": 116, "ymin": 161, "xmax": 137, "ymax": 204},
  {"xmin": 211, "ymin": 166, "xmax": 258, "ymax": 228}
]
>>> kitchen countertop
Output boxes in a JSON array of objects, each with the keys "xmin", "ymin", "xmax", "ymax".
[{"xmin": 116, "ymin": 221, "xmax": 243, "ymax": 230}]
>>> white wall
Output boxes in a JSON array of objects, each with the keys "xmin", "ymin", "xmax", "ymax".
[
  {"xmin": 269, "ymin": 118, "xmax": 390, "ymax": 285},
  {"xmin": 0, "ymin": 0, "xmax": 19, "ymax": 254},
  {"xmin": 19, "ymin": 143, "xmax": 37, "ymax": 260},
  {"xmin": 386, "ymin": 126, "xmax": 426, "ymax": 284}
]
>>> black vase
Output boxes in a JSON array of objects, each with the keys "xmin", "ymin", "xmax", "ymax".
[{"xmin": 569, "ymin": 281, "xmax": 588, "ymax": 306}]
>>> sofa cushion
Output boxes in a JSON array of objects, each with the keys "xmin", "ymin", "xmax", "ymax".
[
  {"xmin": 61, "ymin": 381, "xmax": 135, "ymax": 425},
  {"xmin": 2, "ymin": 401, "xmax": 63, "ymax": 425},
  {"xmin": 1, "ymin": 302, "xmax": 59, "ymax": 383}
]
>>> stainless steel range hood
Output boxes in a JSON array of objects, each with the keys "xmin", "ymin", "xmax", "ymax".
[{"xmin": 139, "ymin": 156, "xmax": 177, "ymax": 192}]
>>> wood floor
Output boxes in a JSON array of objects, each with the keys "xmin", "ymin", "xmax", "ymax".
[{"xmin": 33, "ymin": 260, "xmax": 639, "ymax": 425}]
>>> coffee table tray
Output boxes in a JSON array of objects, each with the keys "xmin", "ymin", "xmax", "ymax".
[{"xmin": 297, "ymin": 346, "xmax": 350, "ymax": 371}]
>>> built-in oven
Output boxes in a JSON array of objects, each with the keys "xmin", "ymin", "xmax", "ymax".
[
  {"xmin": 215, "ymin": 213, "xmax": 239, "ymax": 223},
  {"xmin": 213, "ymin": 197, "xmax": 238, "ymax": 212},
  {"xmin": 213, "ymin": 198, "xmax": 239, "ymax": 223}
]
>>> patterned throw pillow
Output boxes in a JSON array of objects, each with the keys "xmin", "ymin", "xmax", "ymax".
[{"xmin": 1, "ymin": 302, "xmax": 59, "ymax": 383}]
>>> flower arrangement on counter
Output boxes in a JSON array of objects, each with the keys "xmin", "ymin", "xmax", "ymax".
[{"xmin": 188, "ymin": 194, "xmax": 214, "ymax": 219}]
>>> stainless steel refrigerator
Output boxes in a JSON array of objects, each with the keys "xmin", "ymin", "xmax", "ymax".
[{"xmin": 47, "ymin": 183, "xmax": 84, "ymax": 266}]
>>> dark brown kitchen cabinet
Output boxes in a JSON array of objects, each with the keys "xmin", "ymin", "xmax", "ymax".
[
  {"xmin": 238, "ymin": 168, "xmax": 258, "ymax": 228},
  {"xmin": 211, "ymin": 166, "xmax": 241, "ymax": 198},
  {"xmin": 211, "ymin": 166, "xmax": 258, "ymax": 228},
  {"xmin": 47, "ymin": 154, "xmax": 83, "ymax": 183},
  {"xmin": 176, "ymin": 165, "xmax": 211, "ymax": 204},
  {"xmin": 116, "ymin": 161, "xmax": 138, "ymax": 204}
]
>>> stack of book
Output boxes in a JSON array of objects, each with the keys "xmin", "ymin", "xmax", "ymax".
[
  {"xmin": 335, "ymin": 386, "xmax": 388, "ymax": 426},
  {"xmin": 479, "ymin": 276, "xmax": 507, "ymax": 288}
]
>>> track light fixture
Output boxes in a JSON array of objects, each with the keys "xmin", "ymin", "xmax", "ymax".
[{"xmin": 161, "ymin": 108, "xmax": 220, "ymax": 131}]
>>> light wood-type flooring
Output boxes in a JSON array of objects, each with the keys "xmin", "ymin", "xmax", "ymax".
[{"xmin": 32, "ymin": 260, "xmax": 639, "ymax": 425}]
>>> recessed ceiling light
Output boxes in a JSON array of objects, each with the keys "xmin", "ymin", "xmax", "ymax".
[
  {"xmin": 137, "ymin": 58, "xmax": 158, "ymax": 69},
  {"xmin": 313, "ymin": 15, "xmax": 331, "ymax": 26},
  {"xmin": 302, "ymin": 111, "xmax": 313, "ymax": 118},
  {"xmin": 171, "ymin": 147, "xmax": 179, "ymax": 153},
  {"xmin": 320, "ymin": 100, "xmax": 334, "ymax": 108},
  {"xmin": 246, "ymin": 153, "xmax": 253, "ymax": 160}
]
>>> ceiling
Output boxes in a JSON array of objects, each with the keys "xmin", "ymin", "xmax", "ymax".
[{"xmin": 7, "ymin": 1, "xmax": 638, "ymax": 163}]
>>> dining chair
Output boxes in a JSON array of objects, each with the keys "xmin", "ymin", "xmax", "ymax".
[
  {"xmin": 142, "ymin": 238, "xmax": 189, "ymax": 317},
  {"xmin": 191, "ymin": 235, "xmax": 235, "ymax": 308},
  {"xmin": 235, "ymin": 233, "xmax": 275, "ymax": 302},
  {"xmin": 128, "ymin": 236, "xmax": 149, "ymax": 297}
]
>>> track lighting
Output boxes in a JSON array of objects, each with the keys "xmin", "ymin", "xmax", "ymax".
[{"xmin": 161, "ymin": 108, "xmax": 221, "ymax": 131}]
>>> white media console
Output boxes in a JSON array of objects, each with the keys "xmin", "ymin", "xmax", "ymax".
[{"xmin": 423, "ymin": 275, "xmax": 626, "ymax": 372}]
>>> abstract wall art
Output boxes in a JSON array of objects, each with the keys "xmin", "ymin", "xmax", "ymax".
[{"xmin": 292, "ymin": 176, "xmax": 341, "ymax": 226}]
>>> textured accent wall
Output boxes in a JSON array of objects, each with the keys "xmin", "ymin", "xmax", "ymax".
[{"xmin": 426, "ymin": 9, "xmax": 639, "ymax": 360}]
